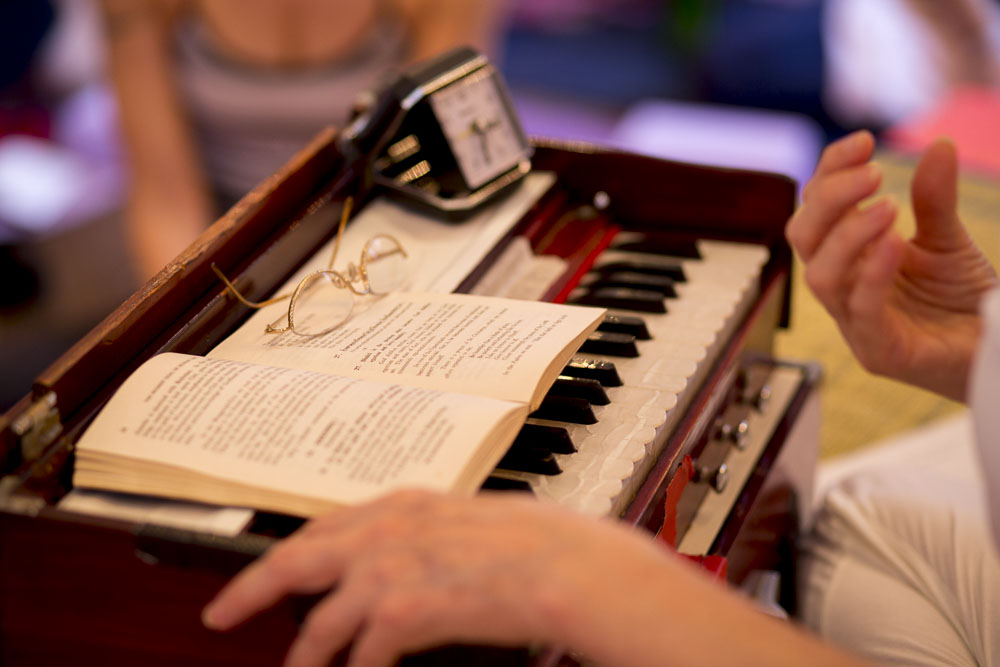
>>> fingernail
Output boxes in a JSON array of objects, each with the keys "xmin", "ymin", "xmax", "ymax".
[
  {"xmin": 202, "ymin": 605, "xmax": 224, "ymax": 630},
  {"xmin": 843, "ymin": 129, "xmax": 872, "ymax": 150}
]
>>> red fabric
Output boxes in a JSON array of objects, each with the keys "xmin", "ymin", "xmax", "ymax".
[
  {"xmin": 658, "ymin": 456, "xmax": 729, "ymax": 580},
  {"xmin": 658, "ymin": 455, "xmax": 694, "ymax": 548},
  {"xmin": 682, "ymin": 554, "xmax": 728, "ymax": 581}
]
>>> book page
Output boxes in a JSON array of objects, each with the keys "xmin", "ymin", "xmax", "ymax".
[
  {"xmin": 209, "ymin": 292, "xmax": 603, "ymax": 407},
  {"xmin": 74, "ymin": 353, "xmax": 526, "ymax": 510}
]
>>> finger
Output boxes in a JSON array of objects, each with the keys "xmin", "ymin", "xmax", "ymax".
[
  {"xmin": 845, "ymin": 229, "xmax": 906, "ymax": 364},
  {"xmin": 812, "ymin": 130, "xmax": 876, "ymax": 179},
  {"xmin": 203, "ymin": 533, "xmax": 355, "ymax": 631},
  {"xmin": 290, "ymin": 547, "xmax": 444, "ymax": 667},
  {"xmin": 344, "ymin": 592, "xmax": 425, "ymax": 667},
  {"xmin": 789, "ymin": 130, "xmax": 877, "ymax": 259},
  {"xmin": 788, "ymin": 162, "xmax": 883, "ymax": 261},
  {"xmin": 345, "ymin": 589, "xmax": 481, "ymax": 667},
  {"xmin": 802, "ymin": 196, "xmax": 897, "ymax": 318},
  {"xmin": 283, "ymin": 582, "xmax": 371, "ymax": 667},
  {"xmin": 910, "ymin": 136, "xmax": 964, "ymax": 251}
]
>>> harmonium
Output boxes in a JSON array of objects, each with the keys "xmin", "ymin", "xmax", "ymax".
[{"xmin": 0, "ymin": 49, "xmax": 819, "ymax": 665}]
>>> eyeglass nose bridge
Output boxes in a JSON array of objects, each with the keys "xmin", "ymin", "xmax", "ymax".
[
  {"xmin": 338, "ymin": 262, "xmax": 374, "ymax": 296},
  {"xmin": 344, "ymin": 262, "xmax": 363, "ymax": 285}
]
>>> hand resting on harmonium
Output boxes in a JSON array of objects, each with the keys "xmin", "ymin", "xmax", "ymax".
[{"xmin": 202, "ymin": 489, "xmax": 863, "ymax": 667}]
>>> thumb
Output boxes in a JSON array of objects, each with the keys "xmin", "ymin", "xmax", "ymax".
[{"xmin": 910, "ymin": 137, "xmax": 964, "ymax": 250}]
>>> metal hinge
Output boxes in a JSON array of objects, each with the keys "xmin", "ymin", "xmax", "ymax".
[
  {"xmin": 10, "ymin": 391, "xmax": 62, "ymax": 461},
  {"xmin": 0, "ymin": 475, "xmax": 45, "ymax": 515}
]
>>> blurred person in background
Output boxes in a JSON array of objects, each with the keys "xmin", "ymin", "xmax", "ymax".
[
  {"xmin": 500, "ymin": 0, "xmax": 1000, "ymax": 188},
  {"xmin": 820, "ymin": 0, "xmax": 1000, "ymax": 130},
  {"xmin": 101, "ymin": 0, "xmax": 1000, "ymax": 279},
  {"xmin": 693, "ymin": 0, "xmax": 1000, "ymax": 136},
  {"xmin": 98, "ymin": 0, "xmax": 507, "ymax": 280}
]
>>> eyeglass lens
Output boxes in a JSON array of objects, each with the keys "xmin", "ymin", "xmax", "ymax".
[
  {"xmin": 364, "ymin": 236, "xmax": 406, "ymax": 294},
  {"xmin": 363, "ymin": 236, "xmax": 408, "ymax": 294}
]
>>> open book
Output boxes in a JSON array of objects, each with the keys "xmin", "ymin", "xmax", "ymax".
[{"xmin": 72, "ymin": 292, "xmax": 603, "ymax": 517}]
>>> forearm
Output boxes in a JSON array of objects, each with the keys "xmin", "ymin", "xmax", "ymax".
[
  {"xmin": 539, "ymin": 533, "xmax": 866, "ymax": 667},
  {"xmin": 895, "ymin": 320, "xmax": 986, "ymax": 404},
  {"xmin": 125, "ymin": 185, "xmax": 211, "ymax": 278},
  {"xmin": 101, "ymin": 0, "xmax": 214, "ymax": 278}
]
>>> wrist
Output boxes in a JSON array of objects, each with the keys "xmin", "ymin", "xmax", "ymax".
[{"xmin": 533, "ymin": 531, "xmax": 688, "ymax": 666}]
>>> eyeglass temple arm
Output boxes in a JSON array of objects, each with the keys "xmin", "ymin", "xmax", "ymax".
[
  {"xmin": 212, "ymin": 196, "xmax": 355, "ymax": 309},
  {"xmin": 326, "ymin": 197, "xmax": 354, "ymax": 270},
  {"xmin": 211, "ymin": 263, "xmax": 292, "ymax": 309}
]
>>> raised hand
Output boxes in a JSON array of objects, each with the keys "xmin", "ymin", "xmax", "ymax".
[{"xmin": 786, "ymin": 130, "xmax": 998, "ymax": 401}]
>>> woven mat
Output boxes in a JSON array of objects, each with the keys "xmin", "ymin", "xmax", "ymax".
[{"xmin": 774, "ymin": 152, "xmax": 1000, "ymax": 459}]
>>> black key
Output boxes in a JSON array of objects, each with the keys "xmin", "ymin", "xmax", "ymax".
[
  {"xmin": 599, "ymin": 313, "xmax": 651, "ymax": 340},
  {"xmin": 593, "ymin": 258, "xmax": 687, "ymax": 282},
  {"xmin": 497, "ymin": 446, "xmax": 562, "ymax": 476},
  {"xmin": 563, "ymin": 357, "xmax": 623, "ymax": 387},
  {"xmin": 569, "ymin": 287, "xmax": 667, "ymax": 313},
  {"xmin": 611, "ymin": 233, "xmax": 702, "ymax": 259},
  {"xmin": 580, "ymin": 271, "xmax": 677, "ymax": 298},
  {"xmin": 481, "ymin": 476, "xmax": 534, "ymax": 493},
  {"xmin": 514, "ymin": 423, "xmax": 576, "ymax": 454},
  {"xmin": 579, "ymin": 331, "xmax": 639, "ymax": 357},
  {"xmin": 530, "ymin": 396, "xmax": 597, "ymax": 424},
  {"xmin": 549, "ymin": 375, "xmax": 610, "ymax": 405}
]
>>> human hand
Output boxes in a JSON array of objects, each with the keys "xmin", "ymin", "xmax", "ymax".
[
  {"xmin": 786, "ymin": 130, "xmax": 998, "ymax": 401},
  {"xmin": 203, "ymin": 489, "xmax": 863, "ymax": 667},
  {"xmin": 201, "ymin": 489, "xmax": 678, "ymax": 667}
]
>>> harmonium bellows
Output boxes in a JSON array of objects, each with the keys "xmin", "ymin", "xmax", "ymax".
[{"xmin": 0, "ymin": 128, "xmax": 819, "ymax": 665}]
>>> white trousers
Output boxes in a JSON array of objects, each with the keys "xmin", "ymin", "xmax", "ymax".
[{"xmin": 798, "ymin": 414, "xmax": 1000, "ymax": 665}]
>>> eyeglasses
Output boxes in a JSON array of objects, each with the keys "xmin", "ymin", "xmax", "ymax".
[{"xmin": 212, "ymin": 197, "xmax": 408, "ymax": 336}]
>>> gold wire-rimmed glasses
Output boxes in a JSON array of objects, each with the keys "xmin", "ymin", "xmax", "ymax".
[{"xmin": 212, "ymin": 197, "xmax": 408, "ymax": 336}]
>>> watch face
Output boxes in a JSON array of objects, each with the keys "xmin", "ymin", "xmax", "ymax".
[{"xmin": 428, "ymin": 69, "xmax": 530, "ymax": 190}]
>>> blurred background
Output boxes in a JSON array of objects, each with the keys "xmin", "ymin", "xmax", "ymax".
[{"xmin": 2, "ymin": 0, "xmax": 999, "ymax": 457}]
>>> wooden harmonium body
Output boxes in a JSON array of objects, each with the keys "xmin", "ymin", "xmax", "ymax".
[{"xmin": 0, "ymin": 128, "xmax": 819, "ymax": 666}]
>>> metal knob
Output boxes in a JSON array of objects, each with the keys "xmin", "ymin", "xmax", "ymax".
[
  {"xmin": 711, "ymin": 463, "xmax": 729, "ymax": 493},
  {"xmin": 753, "ymin": 384, "xmax": 772, "ymax": 412},
  {"xmin": 695, "ymin": 462, "xmax": 729, "ymax": 493},
  {"xmin": 731, "ymin": 418, "xmax": 750, "ymax": 449},
  {"xmin": 715, "ymin": 417, "xmax": 750, "ymax": 449}
]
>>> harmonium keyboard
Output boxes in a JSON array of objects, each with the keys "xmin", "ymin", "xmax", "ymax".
[{"xmin": 0, "ymin": 129, "xmax": 819, "ymax": 665}]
